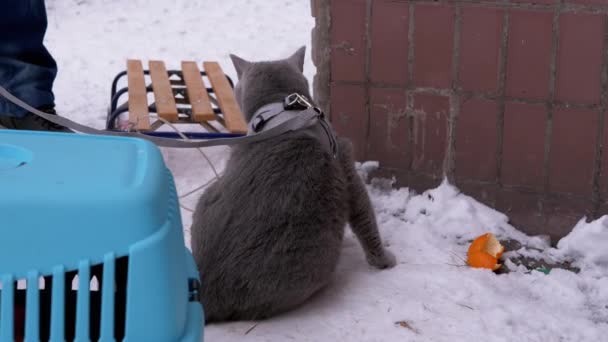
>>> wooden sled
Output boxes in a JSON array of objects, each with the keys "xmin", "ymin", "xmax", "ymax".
[{"xmin": 107, "ymin": 59, "xmax": 247, "ymax": 139}]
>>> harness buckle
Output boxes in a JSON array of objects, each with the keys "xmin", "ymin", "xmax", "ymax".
[
  {"xmin": 284, "ymin": 93, "xmax": 325, "ymax": 120},
  {"xmin": 284, "ymin": 93, "xmax": 313, "ymax": 110}
]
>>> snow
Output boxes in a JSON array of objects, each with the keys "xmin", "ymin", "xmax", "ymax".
[
  {"xmin": 553, "ymin": 217, "xmax": 608, "ymax": 278},
  {"xmin": 42, "ymin": 1, "xmax": 608, "ymax": 341}
]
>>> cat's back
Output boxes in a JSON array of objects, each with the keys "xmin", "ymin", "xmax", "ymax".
[
  {"xmin": 193, "ymin": 132, "xmax": 348, "ymax": 295},
  {"xmin": 228, "ymin": 132, "xmax": 347, "ymax": 217},
  {"xmin": 194, "ymin": 132, "xmax": 349, "ymax": 259}
]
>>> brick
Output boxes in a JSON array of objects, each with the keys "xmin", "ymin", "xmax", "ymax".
[
  {"xmin": 595, "ymin": 202, "xmax": 608, "ymax": 218},
  {"xmin": 510, "ymin": 0, "xmax": 557, "ymax": 4},
  {"xmin": 369, "ymin": 87, "xmax": 410, "ymax": 170},
  {"xmin": 408, "ymin": 173, "xmax": 444, "ymax": 194},
  {"xmin": 457, "ymin": 182, "xmax": 499, "ymax": 208},
  {"xmin": 495, "ymin": 190, "xmax": 545, "ymax": 237},
  {"xmin": 330, "ymin": 83, "xmax": 367, "ymax": 161},
  {"xmin": 501, "ymin": 102, "xmax": 547, "ymax": 190},
  {"xmin": 368, "ymin": 167, "xmax": 407, "ymax": 188},
  {"xmin": 555, "ymin": 12, "xmax": 605, "ymax": 105},
  {"xmin": 455, "ymin": 98, "xmax": 499, "ymax": 182},
  {"xmin": 367, "ymin": 169, "xmax": 442, "ymax": 192},
  {"xmin": 459, "ymin": 6, "xmax": 504, "ymax": 93},
  {"xmin": 548, "ymin": 108, "xmax": 598, "ymax": 196},
  {"xmin": 601, "ymin": 111, "xmax": 608, "ymax": 199},
  {"xmin": 330, "ymin": 0, "xmax": 366, "ymax": 82},
  {"xmin": 544, "ymin": 196, "xmax": 593, "ymax": 241},
  {"xmin": 370, "ymin": 0, "xmax": 409, "ymax": 85},
  {"xmin": 565, "ymin": 0, "xmax": 608, "ymax": 5},
  {"xmin": 413, "ymin": 4, "xmax": 455, "ymax": 88},
  {"xmin": 411, "ymin": 93, "xmax": 450, "ymax": 176},
  {"xmin": 506, "ymin": 9, "xmax": 553, "ymax": 100}
]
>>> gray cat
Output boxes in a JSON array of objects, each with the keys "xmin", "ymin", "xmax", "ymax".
[{"xmin": 191, "ymin": 46, "xmax": 396, "ymax": 323}]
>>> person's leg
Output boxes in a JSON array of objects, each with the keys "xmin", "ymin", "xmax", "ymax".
[
  {"xmin": 0, "ymin": 0, "xmax": 57, "ymax": 116},
  {"xmin": 0, "ymin": 0, "xmax": 71, "ymax": 132}
]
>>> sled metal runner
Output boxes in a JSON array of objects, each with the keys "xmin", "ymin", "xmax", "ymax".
[{"xmin": 108, "ymin": 59, "xmax": 247, "ymax": 139}]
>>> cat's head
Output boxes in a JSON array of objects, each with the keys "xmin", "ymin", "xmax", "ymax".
[{"xmin": 229, "ymin": 46, "xmax": 311, "ymax": 122}]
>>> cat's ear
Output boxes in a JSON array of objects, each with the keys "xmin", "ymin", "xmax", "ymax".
[
  {"xmin": 286, "ymin": 46, "xmax": 306, "ymax": 73},
  {"xmin": 230, "ymin": 54, "xmax": 252, "ymax": 79}
]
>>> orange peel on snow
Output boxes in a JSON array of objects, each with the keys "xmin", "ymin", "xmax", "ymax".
[{"xmin": 466, "ymin": 233, "xmax": 505, "ymax": 271}]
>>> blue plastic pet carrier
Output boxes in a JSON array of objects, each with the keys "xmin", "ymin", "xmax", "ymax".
[{"xmin": 0, "ymin": 130, "xmax": 203, "ymax": 341}]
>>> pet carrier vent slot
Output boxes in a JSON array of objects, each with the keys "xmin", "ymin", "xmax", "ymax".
[
  {"xmin": 0, "ymin": 274, "xmax": 52, "ymax": 341},
  {"xmin": 65, "ymin": 256, "xmax": 129, "ymax": 342},
  {"xmin": 1, "ymin": 255, "xmax": 129, "ymax": 342},
  {"xmin": 40, "ymin": 275, "xmax": 52, "ymax": 341},
  {"xmin": 114, "ymin": 256, "xmax": 128, "ymax": 342}
]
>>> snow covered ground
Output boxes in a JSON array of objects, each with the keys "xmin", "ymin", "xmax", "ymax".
[{"xmin": 43, "ymin": 1, "xmax": 608, "ymax": 341}]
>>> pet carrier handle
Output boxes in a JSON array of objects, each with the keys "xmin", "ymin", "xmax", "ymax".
[{"xmin": 0, "ymin": 85, "xmax": 321, "ymax": 149}]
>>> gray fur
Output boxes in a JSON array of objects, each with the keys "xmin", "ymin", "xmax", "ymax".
[{"xmin": 191, "ymin": 46, "xmax": 395, "ymax": 323}]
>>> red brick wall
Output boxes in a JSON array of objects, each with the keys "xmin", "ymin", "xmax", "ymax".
[{"xmin": 311, "ymin": 0, "xmax": 608, "ymax": 242}]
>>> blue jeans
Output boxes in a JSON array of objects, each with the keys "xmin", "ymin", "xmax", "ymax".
[{"xmin": 0, "ymin": 0, "xmax": 56, "ymax": 118}]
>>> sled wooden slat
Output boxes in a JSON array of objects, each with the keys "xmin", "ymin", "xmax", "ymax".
[
  {"xmin": 149, "ymin": 60, "xmax": 178, "ymax": 122},
  {"xmin": 126, "ymin": 59, "xmax": 151, "ymax": 130},
  {"xmin": 181, "ymin": 61, "xmax": 215, "ymax": 122},
  {"xmin": 203, "ymin": 61, "xmax": 247, "ymax": 134}
]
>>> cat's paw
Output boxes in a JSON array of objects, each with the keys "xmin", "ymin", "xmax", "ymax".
[{"xmin": 367, "ymin": 249, "xmax": 396, "ymax": 269}]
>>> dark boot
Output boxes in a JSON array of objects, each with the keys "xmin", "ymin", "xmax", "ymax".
[{"xmin": 0, "ymin": 106, "xmax": 73, "ymax": 132}]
